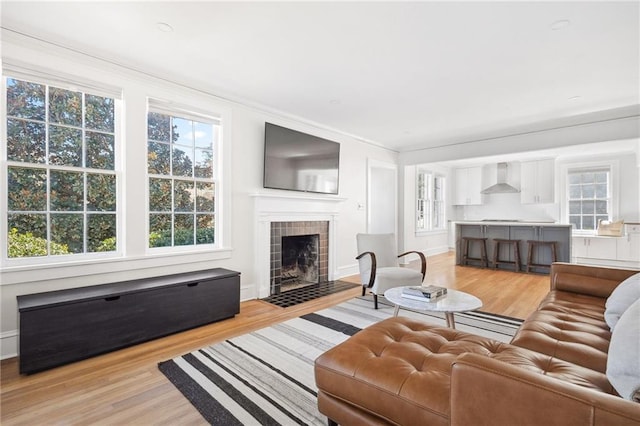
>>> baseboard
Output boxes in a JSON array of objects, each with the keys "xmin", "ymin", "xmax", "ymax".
[{"xmin": 1, "ymin": 329, "xmax": 18, "ymax": 360}]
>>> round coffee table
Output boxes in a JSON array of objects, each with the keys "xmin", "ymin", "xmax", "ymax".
[{"xmin": 383, "ymin": 287, "xmax": 483, "ymax": 329}]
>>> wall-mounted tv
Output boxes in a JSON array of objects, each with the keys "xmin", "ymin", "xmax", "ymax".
[{"xmin": 263, "ymin": 123, "xmax": 340, "ymax": 195}]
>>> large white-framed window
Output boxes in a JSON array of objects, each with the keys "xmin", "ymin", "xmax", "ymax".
[
  {"xmin": 146, "ymin": 103, "xmax": 220, "ymax": 250},
  {"xmin": 2, "ymin": 75, "xmax": 120, "ymax": 264},
  {"xmin": 561, "ymin": 160, "xmax": 619, "ymax": 234},
  {"xmin": 416, "ymin": 169, "xmax": 446, "ymax": 232}
]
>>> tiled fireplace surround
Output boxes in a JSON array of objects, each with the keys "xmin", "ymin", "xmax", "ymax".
[
  {"xmin": 252, "ymin": 193, "xmax": 344, "ymax": 299},
  {"xmin": 270, "ymin": 221, "xmax": 329, "ymax": 294}
]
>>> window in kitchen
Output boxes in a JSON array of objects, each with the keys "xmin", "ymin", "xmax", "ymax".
[
  {"xmin": 147, "ymin": 105, "xmax": 219, "ymax": 249},
  {"xmin": 567, "ymin": 167, "xmax": 611, "ymax": 231},
  {"xmin": 417, "ymin": 170, "xmax": 446, "ymax": 232},
  {"xmin": 3, "ymin": 76, "xmax": 119, "ymax": 261}
]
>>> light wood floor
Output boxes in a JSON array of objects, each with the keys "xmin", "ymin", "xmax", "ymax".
[{"xmin": 0, "ymin": 252, "xmax": 549, "ymax": 425}]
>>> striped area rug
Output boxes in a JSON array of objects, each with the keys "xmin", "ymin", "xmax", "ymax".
[{"xmin": 158, "ymin": 297, "xmax": 523, "ymax": 425}]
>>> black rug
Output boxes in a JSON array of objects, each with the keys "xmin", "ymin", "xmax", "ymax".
[{"xmin": 261, "ymin": 280, "xmax": 360, "ymax": 308}]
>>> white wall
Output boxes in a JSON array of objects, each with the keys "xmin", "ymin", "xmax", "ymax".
[{"xmin": 0, "ymin": 34, "xmax": 397, "ymax": 359}]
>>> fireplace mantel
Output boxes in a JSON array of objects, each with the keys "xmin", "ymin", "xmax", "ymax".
[{"xmin": 252, "ymin": 191, "xmax": 345, "ymax": 298}]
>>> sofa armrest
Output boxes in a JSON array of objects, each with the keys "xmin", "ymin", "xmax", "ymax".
[
  {"xmin": 450, "ymin": 353, "xmax": 640, "ymax": 426},
  {"xmin": 549, "ymin": 262, "xmax": 638, "ymax": 298}
]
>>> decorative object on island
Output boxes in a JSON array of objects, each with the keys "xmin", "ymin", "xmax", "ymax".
[
  {"xmin": 355, "ymin": 233, "xmax": 427, "ymax": 309},
  {"xmin": 17, "ymin": 268, "xmax": 240, "ymax": 374}
]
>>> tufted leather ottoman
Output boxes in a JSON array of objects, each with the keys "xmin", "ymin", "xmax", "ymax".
[{"xmin": 315, "ymin": 316, "xmax": 615, "ymax": 426}]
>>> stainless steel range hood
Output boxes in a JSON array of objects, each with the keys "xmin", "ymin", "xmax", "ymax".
[{"xmin": 481, "ymin": 162, "xmax": 520, "ymax": 194}]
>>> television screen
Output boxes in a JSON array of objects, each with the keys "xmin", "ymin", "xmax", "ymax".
[{"xmin": 263, "ymin": 123, "xmax": 340, "ymax": 195}]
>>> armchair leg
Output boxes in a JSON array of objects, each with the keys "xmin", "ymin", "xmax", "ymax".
[
  {"xmin": 373, "ymin": 294, "xmax": 378, "ymax": 309},
  {"xmin": 328, "ymin": 419, "xmax": 338, "ymax": 426},
  {"xmin": 362, "ymin": 285, "xmax": 366, "ymax": 297}
]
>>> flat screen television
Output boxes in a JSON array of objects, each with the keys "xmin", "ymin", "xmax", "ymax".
[{"xmin": 263, "ymin": 123, "xmax": 340, "ymax": 195}]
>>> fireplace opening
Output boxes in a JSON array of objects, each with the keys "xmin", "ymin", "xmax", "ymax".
[{"xmin": 280, "ymin": 234, "xmax": 319, "ymax": 292}]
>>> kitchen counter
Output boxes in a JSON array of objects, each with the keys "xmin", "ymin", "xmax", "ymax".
[
  {"xmin": 454, "ymin": 220, "xmax": 568, "ymax": 227},
  {"xmin": 455, "ymin": 222, "xmax": 572, "ymax": 272}
]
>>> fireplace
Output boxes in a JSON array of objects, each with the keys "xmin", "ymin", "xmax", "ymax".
[{"xmin": 270, "ymin": 221, "xmax": 328, "ymax": 295}]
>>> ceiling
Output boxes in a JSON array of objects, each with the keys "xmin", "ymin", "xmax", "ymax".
[{"xmin": 2, "ymin": 1, "xmax": 639, "ymax": 152}]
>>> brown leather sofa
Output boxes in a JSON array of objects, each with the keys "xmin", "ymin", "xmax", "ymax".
[{"xmin": 314, "ymin": 263, "xmax": 640, "ymax": 425}]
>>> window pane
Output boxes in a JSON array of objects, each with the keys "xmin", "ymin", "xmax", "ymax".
[
  {"xmin": 6, "ymin": 78, "xmax": 45, "ymax": 120},
  {"xmin": 50, "ymin": 170, "xmax": 84, "ymax": 211},
  {"xmin": 149, "ymin": 178, "xmax": 172, "ymax": 211},
  {"xmin": 87, "ymin": 173, "xmax": 116, "ymax": 211},
  {"xmin": 173, "ymin": 117, "xmax": 193, "ymax": 146},
  {"xmin": 569, "ymin": 215, "xmax": 580, "ymax": 229},
  {"xmin": 581, "ymin": 173, "xmax": 595, "ymax": 184},
  {"xmin": 7, "ymin": 214, "xmax": 48, "ymax": 258},
  {"xmin": 148, "ymin": 112, "xmax": 171, "ymax": 142},
  {"xmin": 594, "ymin": 184, "xmax": 607, "ymax": 198},
  {"xmin": 568, "ymin": 185, "xmax": 581, "ymax": 199},
  {"xmin": 569, "ymin": 201, "xmax": 581, "ymax": 214},
  {"xmin": 51, "ymin": 214, "xmax": 84, "ymax": 253},
  {"xmin": 595, "ymin": 200, "xmax": 608, "ymax": 214},
  {"xmin": 196, "ymin": 182, "xmax": 215, "ymax": 212},
  {"xmin": 148, "ymin": 141, "xmax": 171, "ymax": 175},
  {"xmin": 582, "ymin": 200, "xmax": 594, "ymax": 214},
  {"xmin": 85, "ymin": 94, "xmax": 114, "ymax": 132},
  {"xmin": 194, "ymin": 122, "xmax": 213, "ymax": 148},
  {"xmin": 174, "ymin": 214, "xmax": 194, "ymax": 246},
  {"xmin": 49, "ymin": 86, "xmax": 82, "ymax": 126},
  {"xmin": 49, "ymin": 125, "xmax": 82, "ymax": 166},
  {"xmin": 594, "ymin": 172, "xmax": 607, "ymax": 183},
  {"xmin": 86, "ymin": 132, "xmax": 115, "ymax": 170},
  {"xmin": 172, "ymin": 146, "xmax": 193, "ymax": 177},
  {"xmin": 8, "ymin": 167, "xmax": 47, "ymax": 211},
  {"xmin": 581, "ymin": 184, "xmax": 594, "ymax": 199},
  {"xmin": 196, "ymin": 214, "xmax": 214, "ymax": 244},
  {"xmin": 583, "ymin": 216, "xmax": 595, "ymax": 230},
  {"xmin": 568, "ymin": 173, "xmax": 582, "ymax": 185},
  {"xmin": 7, "ymin": 118, "xmax": 46, "ymax": 163},
  {"xmin": 87, "ymin": 214, "xmax": 116, "ymax": 252},
  {"xmin": 174, "ymin": 180, "xmax": 194, "ymax": 212},
  {"xmin": 149, "ymin": 214, "xmax": 172, "ymax": 247},
  {"xmin": 195, "ymin": 149, "xmax": 213, "ymax": 178}
]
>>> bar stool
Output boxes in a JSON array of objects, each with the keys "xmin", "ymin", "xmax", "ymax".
[
  {"xmin": 461, "ymin": 237, "xmax": 489, "ymax": 268},
  {"xmin": 492, "ymin": 239, "xmax": 521, "ymax": 272},
  {"xmin": 526, "ymin": 240, "xmax": 558, "ymax": 273}
]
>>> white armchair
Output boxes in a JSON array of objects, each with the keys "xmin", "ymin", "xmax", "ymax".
[{"xmin": 356, "ymin": 233, "xmax": 427, "ymax": 309}]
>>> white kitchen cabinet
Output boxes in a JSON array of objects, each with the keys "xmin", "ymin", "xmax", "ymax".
[
  {"xmin": 572, "ymin": 236, "xmax": 618, "ymax": 261},
  {"xmin": 520, "ymin": 159, "xmax": 554, "ymax": 204},
  {"xmin": 616, "ymin": 224, "xmax": 640, "ymax": 265},
  {"xmin": 454, "ymin": 167, "xmax": 482, "ymax": 205}
]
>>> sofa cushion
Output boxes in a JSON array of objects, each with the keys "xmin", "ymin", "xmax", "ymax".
[
  {"xmin": 605, "ymin": 272, "xmax": 640, "ymax": 330},
  {"xmin": 607, "ymin": 298, "xmax": 640, "ymax": 402},
  {"xmin": 315, "ymin": 317, "xmax": 615, "ymax": 426},
  {"xmin": 510, "ymin": 290, "xmax": 611, "ymax": 372}
]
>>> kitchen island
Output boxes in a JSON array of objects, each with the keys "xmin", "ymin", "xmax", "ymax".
[{"xmin": 455, "ymin": 221, "xmax": 572, "ymax": 273}]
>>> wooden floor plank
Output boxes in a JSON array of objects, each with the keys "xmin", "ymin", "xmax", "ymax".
[{"xmin": 1, "ymin": 252, "xmax": 548, "ymax": 424}]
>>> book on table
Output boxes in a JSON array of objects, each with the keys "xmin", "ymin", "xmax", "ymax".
[{"xmin": 401, "ymin": 285, "xmax": 447, "ymax": 301}]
